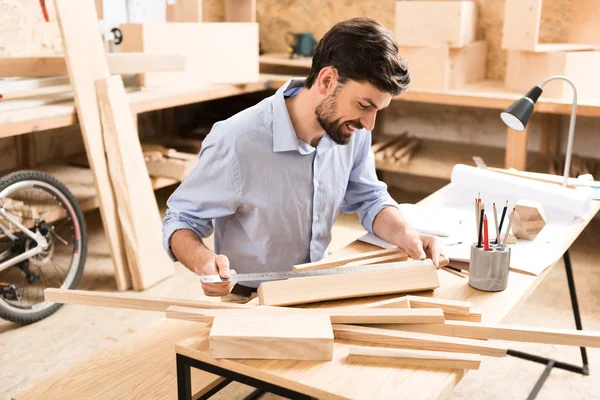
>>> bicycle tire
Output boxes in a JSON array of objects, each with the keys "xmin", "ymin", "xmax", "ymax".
[{"xmin": 0, "ymin": 170, "xmax": 87, "ymax": 324}]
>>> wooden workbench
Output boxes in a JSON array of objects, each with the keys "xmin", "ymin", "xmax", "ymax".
[{"xmin": 13, "ymin": 184, "xmax": 600, "ymax": 400}]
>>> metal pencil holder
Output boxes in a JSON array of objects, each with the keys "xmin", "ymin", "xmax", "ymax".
[{"xmin": 468, "ymin": 243, "xmax": 510, "ymax": 292}]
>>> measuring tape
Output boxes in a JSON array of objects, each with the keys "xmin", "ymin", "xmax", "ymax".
[{"xmin": 199, "ymin": 259, "xmax": 434, "ymax": 283}]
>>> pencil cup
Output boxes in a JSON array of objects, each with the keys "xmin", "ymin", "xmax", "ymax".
[{"xmin": 468, "ymin": 244, "xmax": 510, "ymax": 292}]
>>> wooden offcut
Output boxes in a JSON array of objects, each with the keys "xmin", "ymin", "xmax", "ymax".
[
  {"xmin": 96, "ymin": 75, "xmax": 175, "ymax": 290},
  {"xmin": 395, "ymin": 1, "xmax": 477, "ymax": 48},
  {"xmin": 209, "ymin": 314, "xmax": 334, "ymax": 360},
  {"xmin": 380, "ymin": 321, "xmax": 600, "ymax": 348},
  {"xmin": 406, "ymin": 296, "xmax": 471, "ymax": 315},
  {"xmin": 166, "ymin": 306, "xmax": 446, "ymax": 325},
  {"xmin": 347, "ymin": 347, "xmax": 482, "ymax": 370},
  {"xmin": 52, "ymin": 0, "xmax": 131, "ymax": 290},
  {"xmin": 259, "ymin": 260, "xmax": 440, "ymax": 306},
  {"xmin": 44, "ymin": 288, "xmax": 254, "ymax": 312},
  {"xmin": 119, "ymin": 23, "xmax": 259, "ymax": 87},
  {"xmin": 364, "ymin": 296, "xmax": 411, "ymax": 309},
  {"xmin": 142, "ymin": 144, "xmax": 198, "ymax": 181},
  {"xmin": 292, "ymin": 248, "xmax": 406, "ymax": 271},
  {"xmin": 333, "ymin": 324, "xmax": 507, "ymax": 357},
  {"xmin": 511, "ymin": 200, "xmax": 547, "ymax": 241}
]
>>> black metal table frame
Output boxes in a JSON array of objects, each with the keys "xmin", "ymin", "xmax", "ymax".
[
  {"xmin": 507, "ymin": 250, "xmax": 589, "ymax": 400},
  {"xmin": 176, "ymin": 250, "xmax": 589, "ymax": 400}
]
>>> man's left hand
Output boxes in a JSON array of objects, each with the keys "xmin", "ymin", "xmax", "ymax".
[{"xmin": 396, "ymin": 228, "xmax": 441, "ymax": 268}]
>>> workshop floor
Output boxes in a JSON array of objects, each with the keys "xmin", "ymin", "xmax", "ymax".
[{"xmin": 2, "ymin": 186, "xmax": 600, "ymax": 400}]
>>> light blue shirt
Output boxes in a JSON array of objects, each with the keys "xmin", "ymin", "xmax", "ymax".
[{"xmin": 162, "ymin": 78, "xmax": 398, "ymax": 287}]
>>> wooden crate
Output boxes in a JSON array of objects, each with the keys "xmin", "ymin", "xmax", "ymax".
[
  {"xmin": 119, "ymin": 23, "xmax": 259, "ymax": 87},
  {"xmin": 502, "ymin": 0, "xmax": 600, "ymax": 52},
  {"xmin": 395, "ymin": 1, "xmax": 477, "ymax": 48},
  {"xmin": 399, "ymin": 41, "xmax": 486, "ymax": 90},
  {"xmin": 505, "ymin": 50, "xmax": 600, "ymax": 99}
]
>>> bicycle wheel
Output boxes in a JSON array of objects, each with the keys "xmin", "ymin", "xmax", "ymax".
[{"xmin": 0, "ymin": 170, "xmax": 87, "ymax": 324}]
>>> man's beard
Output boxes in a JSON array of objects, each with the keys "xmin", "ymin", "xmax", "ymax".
[{"xmin": 315, "ymin": 88, "xmax": 363, "ymax": 145}]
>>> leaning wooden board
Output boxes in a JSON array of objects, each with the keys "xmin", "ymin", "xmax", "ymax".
[
  {"xmin": 52, "ymin": 0, "xmax": 131, "ymax": 290},
  {"xmin": 258, "ymin": 260, "xmax": 440, "ymax": 306},
  {"xmin": 96, "ymin": 75, "xmax": 175, "ymax": 289}
]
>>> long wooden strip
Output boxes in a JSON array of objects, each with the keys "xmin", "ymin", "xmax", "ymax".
[
  {"xmin": 378, "ymin": 321, "xmax": 600, "ymax": 348},
  {"xmin": 407, "ymin": 296, "xmax": 471, "ymax": 315},
  {"xmin": 44, "ymin": 288, "xmax": 254, "ymax": 311},
  {"xmin": 96, "ymin": 75, "xmax": 175, "ymax": 289},
  {"xmin": 53, "ymin": 0, "xmax": 131, "ymax": 290},
  {"xmin": 259, "ymin": 260, "xmax": 440, "ymax": 306},
  {"xmin": 343, "ymin": 253, "xmax": 408, "ymax": 268},
  {"xmin": 364, "ymin": 296, "xmax": 410, "ymax": 309},
  {"xmin": 348, "ymin": 347, "xmax": 481, "ymax": 370},
  {"xmin": 333, "ymin": 324, "xmax": 506, "ymax": 357},
  {"xmin": 0, "ymin": 54, "xmax": 185, "ymax": 78},
  {"xmin": 292, "ymin": 248, "xmax": 406, "ymax": 271},
  {"xmin": 445, "ymin": 311, "xmax": 482, "ymax": 322},
  {"xmin": 166, "ymin": 306, "xmax": 446, "ymax": 325}
]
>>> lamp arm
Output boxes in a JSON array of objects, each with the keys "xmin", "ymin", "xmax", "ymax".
[{"xmin": 538, "ymin": 76, "xmax": 578, "ymax": 187}]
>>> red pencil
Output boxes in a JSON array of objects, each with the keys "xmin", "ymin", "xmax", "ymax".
[{"xmin": 483, "ymin": 215, "xmax": 489, "ymax": 251}]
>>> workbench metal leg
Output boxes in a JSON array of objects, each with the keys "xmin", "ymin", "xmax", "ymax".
[
  {"xmin": 177, "ymin": 354, "xmax": 192, "ymax": 400},
  {"xmin": 507, "ymin": 250, "xmax": 589, "ymax": 400}
]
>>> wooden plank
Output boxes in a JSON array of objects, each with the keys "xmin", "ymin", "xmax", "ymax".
[
  {"xmin": 377, "ymin": 321, "xmax": 600, "ymax": 348},
  {"xmin": 119, "ymin": 23, "xmax": 259, "ymax": 87},
  {"xmin": 395, "ymin": 1, "xmax": 477, "ymax": 48},
  {"xmin": 225, "ymin": 0, "xmax": 256, "ymax": 22},
  {"xmin": 52, "ymin": 0, "xmax": 131, "ymax": 290},
  {"xmin": 292, "ymin": 248, "xmax": 406, "ymax": 271},
  {"xmin": 501, "ymin": 0, "xmax": 541, "ymax": 51},
  {"xmin": 505, "ymin": 125, "xmax": 528, "ymax": 170},
  {"xmin": 209, "ymin": 314, "xmax": 334, "ymax": 360},
  {"xmin": 95, "ymin": 75, "xmax": 175, "ymax": 290},
  {"xmin": 0, "ymin": 54, "xmax": 185, "ymax": 78},
  {"xmin": 44, "ymin": 288, "xmax": 255, "ymax": 311},
  {"xmin": 406, "ymin": 296, "xmax": 471, "ymax": 315},
  {"xmin": 347, "ymin": 347, "xmax": 481, "ymax": 370},
  {"xmin": 342, "ymin": 253, "xmax": 409, "ymax": 268},
  {"xmin": 333, "ymin": 324, "xmax": 506, "ymax": 357},
  {"xmin": 166, "ymin": 0, "xmax": 203, "ymax": 22},
  {"xmin": 445, "ymin": 311, "xmax": 482, "ymax": 322},
  {"xmin": 166, "ymin": 306, "xmax": 446, "ymax": 325},
  {"xmin": 540, "ymin": 114, "xmax": 560, "ymax": 156},
  {"xmin": 13, "ymin": 319, "xmax": 224, "ymax": 400},
  {"xmin": 258, "ymin": 260, "xmax": 440, "ymax": 306}
]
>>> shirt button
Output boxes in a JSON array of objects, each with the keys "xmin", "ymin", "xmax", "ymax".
[{"xmin": 314, "ymin": 215, "xmax": 320, "ymax": 221}]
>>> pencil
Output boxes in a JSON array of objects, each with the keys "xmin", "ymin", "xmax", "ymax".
[
  {"xmin": 493, "ymin": 203, "xmax": 500, "ymax": 246},
  {"xmin": 477, "ymin": 204, "xmax": 485, "ymax": 248},
  {"xmin": 475, "ymin": 198, "xmax": 479, "ymax": 241},
  {"xmin": 497, "ymin": 200, "xmax": 508, "ymax": 244},
  {"xmin": 483, "ymin": 215, "xmax": 489, "ymax": 251},
  {"xmin": 501, "ymin": 208, "xmax": 516, "ymax": 248}
]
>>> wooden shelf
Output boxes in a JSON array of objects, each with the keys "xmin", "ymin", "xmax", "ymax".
[
  {"xmin": 38, "ymin": 164, "xmax": 177, "ymax": 213},
  {"xmin": 259, "ymin": 53, "xmax": 312, "ymax": 68},
  {"xmin": 375, "ymin": 139, "xmax": 548, "ymax": 180}
]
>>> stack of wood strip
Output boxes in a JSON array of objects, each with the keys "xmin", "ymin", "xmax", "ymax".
[
  {"xmin": 372, "ymin": 132, "xmax": 420, "ymax": 166},
  {"xmin": 141, "ymin": 144, "xmax": 198, "ymax": 181},
  {"xmin": 45, "ymin": 287, "xmax": 600, "ymax": 369},
  {"xmin": 548, "ymin": 154, "xmax": 596, "ymax": 179}
]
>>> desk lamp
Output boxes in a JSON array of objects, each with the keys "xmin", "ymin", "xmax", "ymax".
[{"xmin": 500, "ymin": 75, "xmax": 577, "ymax": 188}]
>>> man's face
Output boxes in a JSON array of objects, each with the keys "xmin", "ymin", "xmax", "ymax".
[{"xmin": 315, "ymin": 80, "xmax": 392, "ymax": 145}]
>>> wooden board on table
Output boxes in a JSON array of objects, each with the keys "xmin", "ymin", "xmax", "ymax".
[
  {"xmin": 44, "ymin": 288, "xmax": 254, "ymax": 311},
  {"xmin": 333, "ymin": 324, "xmax": 506, "ymax": 357},
  {"xmin": 13, "ymin": 320, "xmax": 224, "ymax": 400},
  {"xmin": 406, "ymin": 295, "xmax": 471, "ymax": 315},
  {"xmin": 258, "ymin": 260, "xmax": 440, "ymax": 306},
  {"xmin": 166, "ymin": 306, "xmax": 445, "ymax": 325},
  {"xmin": 119, "ymin": 23, "xmax": 259, "ymax": 87},
  {"xmin": 292, "ymin": 248, "xmax": 406, "ymax": 271},
  {"xmin": 364, "ymin": 296, "xmax": 411, "ymax": 309},
  {"xmin": 209, "ymin": 314, "xmax": 334, "ymax": 360},
  {"xmin": 52, "ymin": 0, "xmax": 131, "ymax": 290},
  {"xmin": 95, "ymin": 75, "xmax": 174, "ymax": 290},
  {"xmin": 377, "ymin": 321, "xmax": 600, "ymax": 348},
  {"xmin": 347, "ymin": 347, "xmax": 482, "ymax": 370},
  {"xmin": 0, "ymin": 54, "xmax": 185, "ymax": 78}
]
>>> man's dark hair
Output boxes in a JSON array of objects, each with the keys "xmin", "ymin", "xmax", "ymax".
[{"xmin": 304, "ymin": 17, "xmax": 410, "ymax": 96}]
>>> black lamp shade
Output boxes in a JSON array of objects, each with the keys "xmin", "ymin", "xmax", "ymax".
[{"xmin": 500, "ymin": 86, "xmax": 543, "ymax": 131}]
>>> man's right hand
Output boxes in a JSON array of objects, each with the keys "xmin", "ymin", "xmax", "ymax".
[{"xmin": 199, "ymin": 254, "xmax": 236, "ymax": 297}]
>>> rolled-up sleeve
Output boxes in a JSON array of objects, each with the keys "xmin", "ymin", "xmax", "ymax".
[
  {"xmin": 341, "ymin": 131, "xmax": 398, "ymax": 234},
  {"xmin": 162, "ymin": 137, "xmax": 241, "ymax": 261}
]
